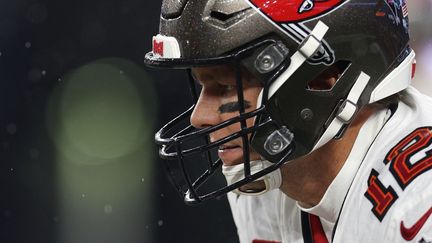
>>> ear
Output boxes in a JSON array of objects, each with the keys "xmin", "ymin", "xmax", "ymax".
[{"xmin": 307, "ymin": 65, "xmax": 341, "ymax": 91}]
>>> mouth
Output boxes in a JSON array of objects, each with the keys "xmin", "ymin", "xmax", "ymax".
[
  {"xmin": 218, "ymin": 144, "xmax": 243, "ymax": 166},
  {"xmin": 218, "ymin": 144, "xmax": 241, "ymax": 151}
]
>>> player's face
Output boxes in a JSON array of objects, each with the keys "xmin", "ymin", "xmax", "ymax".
[{"xmin": 190, "ymin": 65, "xmax": 262, "ymax": 166}]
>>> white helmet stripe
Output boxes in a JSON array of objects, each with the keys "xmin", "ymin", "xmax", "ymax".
[
  {"xmin": 267, "ymin": 21, "xmax": 329, "ymax": 99},
  {"xmin": 370, "ymin": 50, "xmax": 415, "ymax": 103}
]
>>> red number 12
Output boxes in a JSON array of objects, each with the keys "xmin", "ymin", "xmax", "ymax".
[{"xmin": 365, "ymin": 127, "xmax": 432, "ymax": 221}]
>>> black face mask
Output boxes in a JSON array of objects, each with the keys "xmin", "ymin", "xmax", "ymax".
[{"xmin": 151, "ymin": 38, "xmax": 294, "ymax": 204}]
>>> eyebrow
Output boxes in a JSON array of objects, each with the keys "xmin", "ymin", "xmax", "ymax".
[{"xmin": 218, "ymin": 101, "xmax": 252, "ymax": 113}]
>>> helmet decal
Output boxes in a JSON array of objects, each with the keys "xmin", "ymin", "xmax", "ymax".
[
  {"xmin": 152, "ymin": 34, "xmax": 181, "ymax": 58},
  {"xmin": 248, "ymin": 0, "xmax": 348, "ymax": 23},
  {"xmin": 386, "ymin": 0, "xmax": 408, "ymax": 18},
  {"xmin": 388, "ymin": 0, "xmax": 409, "ymax": 26},
  {"xmin": 376, "ymin": 0, "xmax": 409, "ymax": 32},
  {"xmin": 245, "ymin": 0, "xmax": 342, "ymax": 65},
  {"xmin": 153, "ymin": 38, "xmax": 164, "ymax": 57}
]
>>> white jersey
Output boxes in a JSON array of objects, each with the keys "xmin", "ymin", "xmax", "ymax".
[
  {"xmin": 228, "ymin": 189, "xmax": 303, "ymax": 243},
  {"xmin": 228, "ymin": 87, "xmax": 432, "ymax": 243},
  {"xmin": 334, "ymin": 87, "xmax": 432, "ymax": 243}
]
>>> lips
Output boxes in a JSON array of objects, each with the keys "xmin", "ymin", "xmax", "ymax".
[
  {"xmin": 218, "ymin": 144, "xmax": 240, "ymax": 151},
  {"xmin": 218, "ymin": 144, "xmax": 243, "ymax": 166}
]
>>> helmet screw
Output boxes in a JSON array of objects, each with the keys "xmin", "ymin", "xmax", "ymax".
[
  {"xmin": 269, "ymin": 139, "xmax": 283, "ymax": 152},
  {"xmin": 259, "ymin": 55, "xmax": 275, "ymax": 71},
  {"xmin": 301, "ymin": 108, "xmax": 314, "ymax": 121}
]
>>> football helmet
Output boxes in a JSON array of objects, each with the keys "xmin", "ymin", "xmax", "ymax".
[{"xmin": 145, "ymin": 0, "xmax": 415, "ymax": 204}]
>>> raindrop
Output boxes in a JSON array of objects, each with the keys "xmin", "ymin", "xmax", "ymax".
[
  {"xmin": 25, "ymin": 42, "xmax": 32, "ymax": 49},
  {"xmin": 81, "ymin": 194, "xmax": 86, "ymax": 198},
  {"xmin": 10, "ymin": 168, "xmax": 14, "ymax": 172},
  {"xmin": 158, "ymin": 220, "xmax": 164, "ymax": 226},
  {"xmin": 41, "ymin": 70, "xmax": 47, "ymax": 76},
  {"xmin": 141, "ymin": 178, "xmax": 145, "ymax": 182},
  {"xmin": 160, "ymin": 193, "xmax": 164, "ymax": 198},
  {"xmin": 119, "ymin": 70, "xmax": 124, "ymax": 74},
  {"xmin": 0, "ymin": 52, "xmax": 2, "ymax": 56}
]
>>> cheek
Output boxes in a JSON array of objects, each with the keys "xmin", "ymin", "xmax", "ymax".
[
  {"xmin": 220, "ymin": 113, "xmax": 242, "ymax": 133},
  {"xmin": 218, "ymin": 111, "xmax": 257, "ymax": 142}
]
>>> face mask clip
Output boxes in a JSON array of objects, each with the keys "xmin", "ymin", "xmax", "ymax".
[
  {"xmin": 264, "ymin": 126, "xmax": 294, "ymax": 155},
  {"xmin": 255, "ymin": 41, "xmax": 289, "ymax": 74}
]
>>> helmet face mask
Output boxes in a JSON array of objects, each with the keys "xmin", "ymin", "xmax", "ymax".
[
  {"xmin": 146, "ymin": 0, "xmax": 413, "ymax": 204},
  {"xmin": 154, "ymin": 43, "xmax": 292, "ymax": 203}
]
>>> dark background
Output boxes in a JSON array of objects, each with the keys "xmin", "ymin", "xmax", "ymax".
[{"xmin": 0, "ymin": 0, "xmax": 237, "ymax": 243}]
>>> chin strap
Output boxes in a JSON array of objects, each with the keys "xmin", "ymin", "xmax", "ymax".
[{"xmin": 222, "ymin": 160, "xmax": 282, "ymax": 196}]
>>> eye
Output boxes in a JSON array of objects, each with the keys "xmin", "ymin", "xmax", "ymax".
[
  {"xmin": 225, "ymin": 85, "xmax": 235, "ymax": 91},
  {"xmin": 219, "ymin": 84, "xmax": 236, "ymax": 95}
]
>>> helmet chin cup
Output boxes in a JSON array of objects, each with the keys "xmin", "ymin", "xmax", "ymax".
[{"xmin": 222, "ymin": 160, "xmax": 283, "ymax": 196}]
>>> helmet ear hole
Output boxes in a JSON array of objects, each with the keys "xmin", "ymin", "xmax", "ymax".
[{"xmin": 306, "ymin": 60, "xmax": 351, "ymax": 91}]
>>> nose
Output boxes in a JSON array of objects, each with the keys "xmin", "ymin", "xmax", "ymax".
[{"xmin": 190, "ymin": 89, "xmax": 221, "ymax": 129}]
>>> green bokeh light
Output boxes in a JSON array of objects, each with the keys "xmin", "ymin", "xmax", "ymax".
[
  {"xmin": 46, "ymin": 58, "xmax": 158, "ymax": 243},
  {"xmin": 47, "ymin": 58, "xmax": 156, "ymax": 164}
]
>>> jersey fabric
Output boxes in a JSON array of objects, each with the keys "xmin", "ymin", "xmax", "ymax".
[
  {"xmin": 334, "ymin": 87, "xmax": 432, "ymax": 243},
  {"xmin": 227, "ymin": 86, "xmax": 432, "ymax": 243}
]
